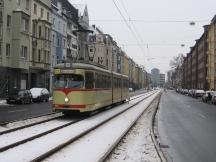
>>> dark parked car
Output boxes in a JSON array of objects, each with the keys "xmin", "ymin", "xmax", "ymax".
[
  {"xmin": 202, "ymin": 91, "xmax": 215, "ymax": 103},
  {"xmin": 30, "ymin": 88, "xmax": 50, "ymax": 102},
  {"xmin": 6, "ymin": 89, "xmax": 32, "ymax": 104}
]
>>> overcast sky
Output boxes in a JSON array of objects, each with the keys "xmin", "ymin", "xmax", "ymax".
[{"xmin": 69, "ymin": 0, "xmax": 216, "ymax": 74}]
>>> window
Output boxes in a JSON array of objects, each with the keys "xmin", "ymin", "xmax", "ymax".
[
  {"xmin": 26, "ymin": 0, "xmax": 30, "ymax": 10},
  {"xmin": 47, "ymin": 51, "xmax": 50, "ymax": 63},
  {"xmin": 57, "ymin": 38, "xmax": 60, "ymax": 47},
  {"xmin": 40, "ymin": 8, "xmax": 44, "ymax": 18},
  {"xmin": 22, "ymin": 18, "xmax": 29, "ymax": 32},
  {"xmin": 53, "ymin": 34, "xmax": 55, "ymax": 45},
  {"xmin": 7, "ymin": 15, "xmax": 11, "ymax": 28},
  {"xmin": 38, "ymin": 49, "xmax": 41, "ymax": 62},
  {"xmin": 85, "ymin": 72, "xmax": 94, "ymax": 89},
  {"xmin": 32, "ymin": 22, "xmax": 37, "ymax": 36},
  {"xmin": 17, "ymin": 0, "xmax": 21, "ymax": 5},
  {"xmin": 48, "ymin": 28, "xmax": 50, "ymax": 40},
  {"xmin": 21, "ymin": 46, "xmax": 27, "ymax": 58},
  {"xmin": 63, "ymin": 24, "xmax": 66, "ymax": 33},
  {"xmin": 63, "ymin": 39, "xmax": 66, "ymax": 48},
  {"xmin": 54, "ymin": 74, "xmax": 84, "ymax": 88},
  {"xmin": 34, "ymin": 4, "xmax": 37, "ymax": 14},
  {"xmin": 32, "ymin": 48, "xmax": 36, "ymax": 61},
  {"xmin": 44, "ymin": 50, "xmax": 46, "ymax": 63},
  {"xmin": 58, "ymin": 21, "xmax": 60, "ymax": 30},
  {"xmin": 47, "ymin": 12, "xmax": 49, "ymax": 21},
  {"xmin": 39, "ymin": 26, "xmax": 41, "ymax": 38},
  {"xmin": 0, "ymin": 43, "xmax": 2, "ymax": 57},
  {"xmin": 45, "ymin": 26, "xmax": 48, "ymax": 39},
  {"xmin": 6, "ymin": 44, "xmax": 10, "ymax": 57},
  {"xmin": 53, "ymin": 18, "xmax": 55, "ymax": 27}
]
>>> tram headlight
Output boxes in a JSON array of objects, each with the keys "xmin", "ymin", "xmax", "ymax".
[{"xmin": 64, "ymin": 97, "xmax": 69, "ymax": 103}]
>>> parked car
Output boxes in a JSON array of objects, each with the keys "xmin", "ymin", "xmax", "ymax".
[
  {"xmin": 188, "ymin": 89, "xmax": 195, "ymax": 96},
  {"xmin": 129, "ymin": 88, "xmax": 133, "ymax": 92},
  {"xmin": 202, "ymin": 91, "xmax": 215, "ymax": 102},
  {"xmin": 193, "ymin": 90, "xmax": 205, "ymax": 98},
  {"xmin": 6, "ymin": 89, "xmax": 32, "ymax": 104},
  {"xmin": 30, "ymin": 88, "xmax": 50, "ymax": 102},
  {"xmin": 211, "ymin": 92, "xmax": 216, "ymax": 104}
]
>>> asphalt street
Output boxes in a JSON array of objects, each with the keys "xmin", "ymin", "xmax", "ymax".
[
  {"xmin": 158, "ymin": 90, "xmax": 216, "ymax": 162},
  {"xmin": 0, "ymin": 89, "xmax": 148, "ymax": 124},
  {"xmin": 0, "ymin": 102, "xmax": 53, "ymax": 124}
]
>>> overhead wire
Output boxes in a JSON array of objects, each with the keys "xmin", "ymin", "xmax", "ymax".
[
  {"xmin": 90, "ymin": 19, "xmax": 209, "ymax": 23},
  {"xmin": 111, "ymin": 0, "xmax": 146, "ymax": 57},
  {"xmin": 119, "ymin": 0, "xmax": 146, "ymax": 54}
]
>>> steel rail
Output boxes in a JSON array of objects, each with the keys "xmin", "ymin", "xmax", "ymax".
[
  {"xmin": 100, "ymin": 92, "xmax": 161, "ymax": 162},
  {"xmin": 0, "ymin": 91, "xmax": 151, "ymax": 136},
  {"xmin": 0, "ymin": 117, "xmax": 86, "ymax": 152},
  {"xmin": 0, "ymin": 114, "xmax": 63, "ymax": 135},
  {"xmin": 30, "ymin": 91, "xmax": 156, "ymax": 162},
  {"xmin": 0, "ymin": 112, "xmax": 58, "ymax": 126}
]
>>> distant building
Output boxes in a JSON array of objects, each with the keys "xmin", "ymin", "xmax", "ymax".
[
  {"xmin": 160, "ymin": 74, "xmax": 165, "ymax": 87},
  {"xmin": 151, "ymin": 68, "xmax": 160, "ymax": 87}
]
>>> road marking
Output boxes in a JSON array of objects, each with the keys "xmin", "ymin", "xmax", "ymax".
[
  {"xmin": 9, "ymin": 109, "xmax": 27, "ymax": 113},
  {"xmin": 199, "ymin": 113, "xmax": 206, "ymax": 119}
]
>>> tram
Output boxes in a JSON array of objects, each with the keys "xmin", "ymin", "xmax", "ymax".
[{"xmin": 52, "ymin": 62, "xmax": 129, "ymax": 114}]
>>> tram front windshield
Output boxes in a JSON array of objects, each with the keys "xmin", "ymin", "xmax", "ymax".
[{"xmin": 54, "ymin": 74, "xmax": 84, "ymax": 88}]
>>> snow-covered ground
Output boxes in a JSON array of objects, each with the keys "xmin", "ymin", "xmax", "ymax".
[
  {"xmin": 106, "ymin": 94, "xmax": 161, "ymax": 162},
  {"xmin": 0, "ymin": 91, "xmax": 157, "ymax": 162},
  {"xmin": 0, "ymin": 113, "xmax": 62, "ymax": 133},
  {"xmin": 42, "ymin": 92, "xmax": 160, "ymax": 162}
]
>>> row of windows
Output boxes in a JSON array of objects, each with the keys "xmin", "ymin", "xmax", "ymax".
[
  {"xmin": 33, "ymin": 3, "xmax": 50, "ymax": 21},
  {"xmin": 0, "ymin": 44, "xmax": 28, "ymax": 59},
  {"xmin": 32, "ymin": 23, "xmax": 51, "ymax": 40},
  {"xmin": 32, "ymin": 48, "xmax": 50, "ymax": 63},
  {"xmin": 84, "ymin": 71, "xmax": 128, "ymax": 89},
  {"xmin": 0, "ymin": 43, "xmax": 51, "ymax": 61}
]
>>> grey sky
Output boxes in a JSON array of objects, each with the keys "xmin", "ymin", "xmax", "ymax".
[{"xmin": 70, "ymin": 0, "xmax": 216, "ymax": 74}]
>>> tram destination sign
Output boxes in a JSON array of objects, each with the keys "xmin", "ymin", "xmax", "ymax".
[{"xmin": 54, "ymin": 69, "xmax": 75, "ymax": 74}]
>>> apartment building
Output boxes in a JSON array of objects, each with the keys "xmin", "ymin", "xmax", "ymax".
[
  {"xmin": 30, "ymin": 0, "xmax": 52, "ymax": 89},
  {"xmin": 207, "ymin": 16, "xmax": 216, "ymax": 90},
  {"xmin": 183, "ymin": 25, "xmax": 208, "ymax": 90},
  {"xmin": 160, "ymin": 74, "xmax": 165, "ymax": 87},
  {"xmin": 151, "ymin": 68, "xmax": 160, "ymax": 87},
  {"xmin": 0, "ymin": 0, "xmax": 32, "ymax": 95}
]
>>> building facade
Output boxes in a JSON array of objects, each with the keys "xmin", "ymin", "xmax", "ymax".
[
  {"xmin": 207, "ymin": 16, "xmax": 216, "ymax": 90},
  {"xmin": 151, "ymin": 68, "xmax": 160, "ymax": 87},
  {"xmin": 160, "ymin": 74, "xmax": 165, "ymax": 87},
  {"xmin": 0, "ymin": 0, "xmax": 32, "ymax": 96},
  {"xmin": 183, "ymin": 25, "xmax": 209, "ymax": 90},
  {"xmin": 30, "ymin": 0, "xmax": 52, "ymax": 89}
]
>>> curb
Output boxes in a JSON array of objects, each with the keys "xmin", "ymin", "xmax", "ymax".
[{"xmin": 150, "ymin": 92, "xmax": 167, "ymax": 162}]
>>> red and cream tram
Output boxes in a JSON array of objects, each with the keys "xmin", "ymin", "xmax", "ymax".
[{"xmin": 52, "ymin": 62, "xmax": 129, "ymax": 114}]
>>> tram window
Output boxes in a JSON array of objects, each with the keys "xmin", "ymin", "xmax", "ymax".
[
  {"xmin": 54, "ymin": 74, "xmax": 83, "ymax": 88},
  {"xmin": 95, "ymin": 73, "xmax": 98, "ymax": 88},
  {"xmin": 85, "ymin": 72, "xmax": 94, "ymax": 89}
]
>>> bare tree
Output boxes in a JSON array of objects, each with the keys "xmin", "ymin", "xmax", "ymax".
[
  {"xmin": 169, "ymin": 53, "xmax": 185, "ymax": 88},
  {"xmin": 170, "ymin": 53, "xmax": 184, "ymax": 69}
]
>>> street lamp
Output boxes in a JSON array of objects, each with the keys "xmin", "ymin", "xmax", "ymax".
[{"xmin": 189, "ymin": 21, "xmax": 195, "ymax": 26}]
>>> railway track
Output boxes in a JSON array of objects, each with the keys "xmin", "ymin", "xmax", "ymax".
[
  {"xmin": 0, "ymin": 90, "xmax": 151, "ymax": 135},
  {"xmin": 0, "ymin": 91, "xmax": 158, "ymax": 162}
]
